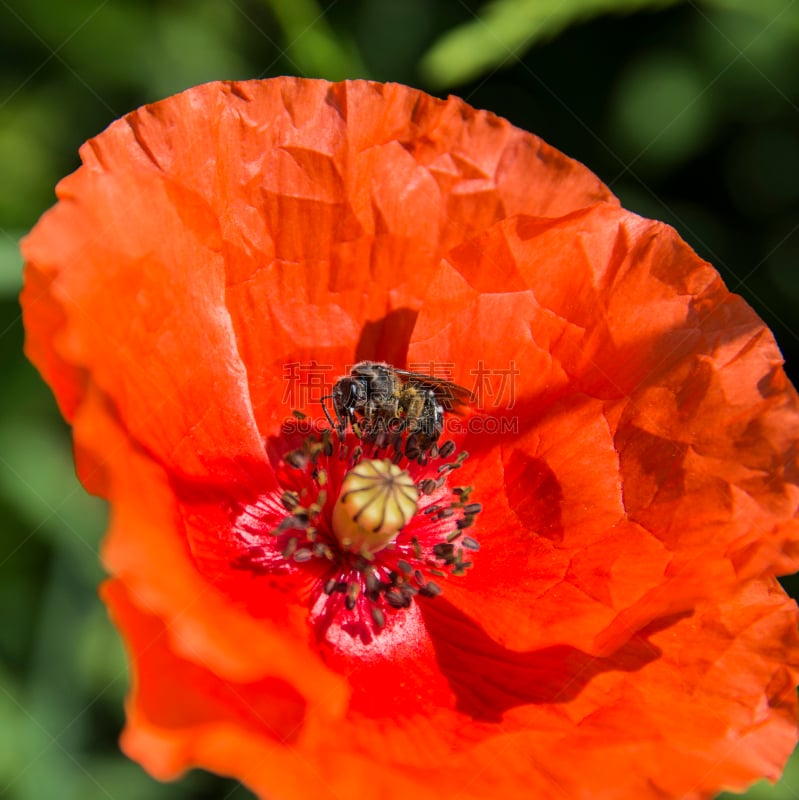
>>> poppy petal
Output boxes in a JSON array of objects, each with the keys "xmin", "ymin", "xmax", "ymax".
[
  {"xmin": 72, "ymin": 380, "xmax": 347, "ymax": 714},
  {"xmin": 21, "ymin": 146, "xmax": 266, "ymax": 483},
  {"xmin": 410, "ymin": 203, "xmax": 799, "ymax": 653},
  {"xmin": 108, "ymin": 570, "xmax": 798, "ymax": 800},
  {"xmin": 24, "ymin": 79, "xmax": 615, "ymax": 449}
]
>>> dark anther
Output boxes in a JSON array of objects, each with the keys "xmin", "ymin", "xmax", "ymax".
[
  {"xmin": 419, "ymin": 581, "xmax": 442, "ymax": 598},
  {"xmin": 439, "ymin": 440, "xmax": 456, "ymax": 458},
  {"xmin": 280, "ymin": 491, "xmax": 300, "ymax": 511},
  {"xmin": 433, "ymin": 542, "xmax": 455, "ymax": 559},
  {"xmin": 286, "ymin": 450, "xmax": 308, "ymax": 469},
  {"xmin": 281, "ymin": 537, "xmax": 298, "ymax": 558},
  {"xmin": 420, "ymin": 479, "xmax": 437, "ymax": 496},
  {"xmin": 371, "ymin": 606, "xmax": 386, "ymax": 628},
  {"xmin": 405, "ymin": 434, "xmax": 421, "ymax": 461},
  {"xmin": 365, "ymin": 570, "xmax": 380, "ymax": 593},
  {"xmin": 276, "ymin": 516, "xmax": 306, "ymax": 534},
  {"xmin": 385, "ymin": 590, "xmax": 405, "ymax": 608}
]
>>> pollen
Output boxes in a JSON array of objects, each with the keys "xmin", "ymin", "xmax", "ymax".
[{"xmin": 332, "ymin": 459, "xmax": 418, "ymax": 555}]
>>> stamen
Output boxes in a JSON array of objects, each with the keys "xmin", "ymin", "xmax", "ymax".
[{"xmin": 229, "ymin": 427, "xmax": 482, "ymax": 642}]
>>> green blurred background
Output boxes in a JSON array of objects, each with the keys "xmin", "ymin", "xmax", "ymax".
[{"xmin": 1, "ymin": 0, "xmax": 798, "ymax": 798}]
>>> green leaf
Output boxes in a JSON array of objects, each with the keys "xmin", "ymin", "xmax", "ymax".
[{"xmin": 420, "ymin": 0, "xmax": 683, "ymax": 88}]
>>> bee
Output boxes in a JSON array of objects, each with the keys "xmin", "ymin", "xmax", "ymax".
[{"xmin": 322, "ymin": 361, "xmax": 472, "ymax": 454}]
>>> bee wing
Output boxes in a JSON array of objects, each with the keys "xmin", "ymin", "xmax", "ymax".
[{"xmin": 394, "ymin": 370, "xmax": 474, "ymax": 413}]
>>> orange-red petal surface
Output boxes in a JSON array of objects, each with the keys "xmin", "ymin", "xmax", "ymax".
[
  {"xmin": 20, "ymin": 78, "xmax": 799, "ymax": 800},
  {"xmin": 106, "ymin": 567, "xmax": 799, "ymax": 800},
  {"xmin": 412, "ymin": 204, "xmax": 799, "ymax": 653}
]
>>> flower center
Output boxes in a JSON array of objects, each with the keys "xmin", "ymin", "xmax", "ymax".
[
  {"xmin": 229, "ymin": 429, "xmax": 481, "ymax": 642},
  {"xmin": 332, "ymin": 459, "xmax": 419, "ymax": 555}
]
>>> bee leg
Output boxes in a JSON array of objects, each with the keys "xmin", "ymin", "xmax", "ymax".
[
  {"xmin": 345, "ymin": 408, "xmax": 359, "ymax": 438},
  {"xmin": 421, "ymin": 391, "xmax": 445, "ymax": 449},
  {"xmin": 320, "ymin": 394, "xmax": 337, "ymax": 430}
]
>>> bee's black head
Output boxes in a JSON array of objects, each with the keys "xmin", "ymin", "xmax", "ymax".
[{"xmin": 333, "ymin": 376, "xmax": 367, "ymax": 410}]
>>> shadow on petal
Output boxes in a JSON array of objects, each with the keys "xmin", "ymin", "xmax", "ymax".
[
  {"xmin": 421, "ymin": 597, "xmax": 690, "ymax": 722},
  {"xmin": 502, "ymin": 447, "xmax": 564, "ymax": 542},
  {"xmin": 355, "ymin": 306, "xmax": 419, "ymax": 365}
]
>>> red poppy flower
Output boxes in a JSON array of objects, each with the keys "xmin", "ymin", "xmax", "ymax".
[{"xmin": 21, "ymin": 78, "xmax": 799, "ymax": 799}]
